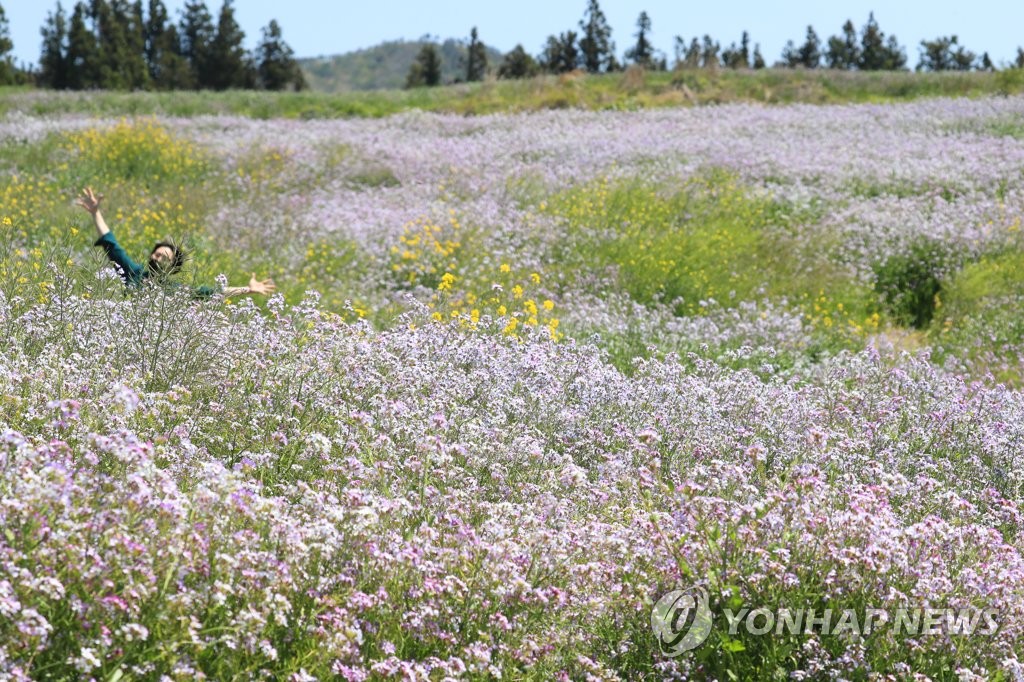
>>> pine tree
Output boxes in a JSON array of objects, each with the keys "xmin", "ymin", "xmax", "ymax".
[
  {"xmin": 179, "ymin": 0, "xmax": 214, "ymax": 87},
  {"xmin": 465, "ymin": 27, "xmax": 486, "ymax": 82},
  {"xmin": 406, "ymin": 43, "xmax": 441, "ymax": 87},
  {"xmin": 578, "ymin": 0, "xmax": 613, "ymax": 74},
  {"xmin": 497, "ymin": 44, "xmax": 539, "ymax": 79},
  {"xmin": 625, "ymin": 11, "xmax": 654, "ymax": 69},
  {"xmin": 683, "ymin": 37, "xmax": 701, "ymax": 68},
  {"xmin": 722, "ymin": 32, "xmax": 751, "ymax": 69},
  {"xmin": 721, "ymin": 42, "xmax": 744, "ymax": 69},
  {"xmin": 797, "ymin": 26, "xmax": 821, "ymax": 68},
  {"xmin": 122, "ymin": 0, "xmax": 150, "ymax": 87},
  {"xmin": 206, "ymin": 0, "xmax": 249, "ymax": 89},
  {"xmin": 91, "ymin": 0, "xmax": 148, "ymax": 89},
  {"xmin": 858, "ymin": 12, "xmax": 904, "ymax": 71},
  {"xmin": 858, "ymin": 12, "xmax": 885, "ymax": 70},
  {"xmin": 39, "ymin": 2, "xmax": 69, "ymax": 88},
  {"xmin": 145, "ymin": 0, "xmax": 190, "ymax": 88},
  {"xmin": 700, "ymin": 35, "xmax": 720, "ymax": 69},
  {"xmin": 539, "ymin": 31, "xmax": 579, "ymax": 74},
  {"xmin": 66, "ymin": 1, "xmax": 98, "ymax": 88},
  {"xmin": 1015, "ymin": 48, "xmax": 1024, "ymax": 69},
  {"xmin": 752, "ymin": 44, "xmax": 765, "ymax": 69},
  {"xmin": 825, "ymin": 20, "xmax": 860, "ymax": 69},
  {"xmin": 672, "ymin": 36, "xmax": 685, "ymax": 68},
  {"xmin": 256, "ymin": 19, "xmax": 305, "ymax": 90},
  {"xmin": 780, "ymin": 40, "xmax": 799, "ymax": 68},
  {"xmin": 883, "ymin": 35, "xmax": 907, "ymax": 70},
  {"xmin": 0, "ymin": 2, "xmax": 16, "ymax": 85}
]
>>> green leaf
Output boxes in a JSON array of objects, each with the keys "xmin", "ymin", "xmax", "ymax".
[{"xmin": 722, "ymin": 639, "xmax": 746, "ymax": 653}]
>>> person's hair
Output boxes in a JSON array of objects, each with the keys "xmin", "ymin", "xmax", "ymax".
[{"xmin": 149, "ymin": 240, "xmax": 188, "ymax": 275}]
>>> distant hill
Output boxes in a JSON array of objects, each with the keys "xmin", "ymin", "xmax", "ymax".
[{"xmin": 299, "ymin": 39, "xmax": 507, "ymax": 92}]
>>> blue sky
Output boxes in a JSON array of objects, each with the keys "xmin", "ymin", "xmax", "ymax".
[{"xmin": 5, "ymin": 0, "xmax": 1023, "ymax": 70}]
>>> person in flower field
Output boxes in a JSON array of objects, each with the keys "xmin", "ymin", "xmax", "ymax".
[{"xmin": 77, "ymin": 186, "xmax": 276, "ymax": 299}]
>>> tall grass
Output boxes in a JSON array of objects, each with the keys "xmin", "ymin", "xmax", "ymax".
[{"xmin": 2, "ymin": 68, "xmax": 1022, "ymax": 119}]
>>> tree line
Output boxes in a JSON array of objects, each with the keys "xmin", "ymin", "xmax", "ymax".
[
  {"xmin": 0, "ymin": 0, "xmax": 305, "ymax": 90},
  {"xmin": 1, "ymin": 0, "xmax": 1023, "ymax": 91},
  {"xmin": 408, "ymin": 1, "xmax": 1024, "ymax": 87}
]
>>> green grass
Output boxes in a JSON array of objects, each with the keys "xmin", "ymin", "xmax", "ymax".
[
  {"xmin": 2, "ymin": 68, "xmax": 1021, "ymax": 119},
  {"xmin": 542, "ymin": 172, "xmax": 878, "ymax": 373},
  {"xmin": 932, "ymin": 243, "xmax": 1024, "ymax": 382},
  {"xmin": 544, "ymin": 171, "xmax": 870, "ymax": 315}
]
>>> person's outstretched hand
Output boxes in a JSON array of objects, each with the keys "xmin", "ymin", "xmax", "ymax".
[
  {"xmin": 248, "ymin": 273, "xmax": 276, "ymax": 296},
  {"xmin": 76, "ymin": 187, "xmax": 103, "ymax": 215}
]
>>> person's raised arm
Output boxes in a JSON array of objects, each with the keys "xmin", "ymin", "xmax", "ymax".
[
  {"xmin": 194, "ymin": 274, "xmax": 276, "ymax": 300},
  {"xmin": 76, "ymin": 187, "xmax": 110, "ymax": 238},
  {"xmin": 223, "ymin": 274, "xmax": 276, "ymax": 297},
  {"xmin": 77, "ymin": 187, "xmax": 145, "ymax": 284}
]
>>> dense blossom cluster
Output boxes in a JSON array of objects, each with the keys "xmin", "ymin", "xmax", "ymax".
[
  {"xmin": 2, "ymin": 97, "xmax": 1024, "ymax": 677},
  {"xmin": 2, "ymin": 288, "xmax": 1024, "ymax": 678}
]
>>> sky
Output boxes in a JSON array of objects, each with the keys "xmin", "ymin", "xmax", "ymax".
[{"xmin": 5, "ymin": 0, "xmax": 1023, "ymax": 71}]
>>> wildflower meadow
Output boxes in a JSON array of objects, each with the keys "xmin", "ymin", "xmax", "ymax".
[{"xmin": 3, "ymin": 94, "xmax": 1024, "ymax": 679}]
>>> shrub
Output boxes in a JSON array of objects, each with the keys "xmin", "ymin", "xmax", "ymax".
[{"xmin": 873, "ymin": 238, "xmax": 949, "ymax": 329}]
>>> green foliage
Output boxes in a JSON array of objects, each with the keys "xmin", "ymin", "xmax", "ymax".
[
  {"xmin": 546, "ymin": 172, "xmax": 867, "ymax": 316},
  {"xmin": 4, "ymin": 69, "xmax": 1023, "ymax": 121},
  {"xmin": 873, "ymin": 237, "xmax": 949, "ymax": 329},
  {"xmin": 825, "ymin": 20, "xmax": 860, "ymax": 69},
  {"xmin": 858, "ymin": 12, "xmax": 907, "ymax": 71},
  {"xmin": 720, "ymin": 31, "xmax": 751, "ymax": 69},
  {"xmin": 781, "ymin": 26, "xmax": 822, "ymax": 68},
  {"xmin": 539, "ymin": 31, "xmax": 580, "ymax": 74},
  {"xmin": 497, "ymin": 44, "xmax": 539, "ymax": 80},
  {"xmin": 205, "ymin": 0, "xmax": 252, "ymax": 89},
  {"xmin": 178, "ymin": 0, "xmax": 214, "ymax": 85},
  {"xmin": 579, "ymin": 0, "xmax": 615, "ymax": 74},
  {"xmin": 0, "ymin": 2, "xmax": 16, "ymax": 85},
  {"xmin": 39, "ymin": 3, "xmax": 68, "ymax": 89},
  {"xmin": 36, "ymin": 0, "xmax": 291, "ymax": 91},
  {"xmin": 995, "ymin": 66, "xmax": 1024, "ymax": 95},
  {"xmin": 931, "ymin": 244, "xmax": 1024, "ymax": 382},
  {"xmin": 66, "ymin": 3, "xmax": 99, "ymax": 90},
  {"xmin": 624, "ymin": 11, "xmax": 656, "ymax": 69},
  {"xmin": 917, "ymin": 35, "xmax": 978, "ymax": 72},
  {"xmin": 256, "ymin": 20, "xmax": 305, "ymax": 90},
  {"xmin": 406, "ymin": 44, "xmax": 442, "ymax": 88},
  {"xmin": 464, "ymin": 27, "xmax": 487, "ymax": 82}
]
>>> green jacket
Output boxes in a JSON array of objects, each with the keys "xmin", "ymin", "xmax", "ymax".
[{"xmin": 95, "ymin": 231, "xmax": 218, "ymax": 299}]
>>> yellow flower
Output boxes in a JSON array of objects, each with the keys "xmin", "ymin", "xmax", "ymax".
[
  {"xmin": 542, "ymin": 299, "xmax": 554, "ymax": 311},
  {"xmin": 530, "ymin": 272, "xmax": 541, "ymax": 284},
  {"xmin": 512, "ymin": 285, "xmax": 523, "ymax": 299},
  {"xmin": 497, "ymin": 305, "xmax": 507, "ymax": 316},
  {"xmin": 438, "ymin": 272, "xmax": 456, "ymax": 292},
  {"xmin": 499, "ymin": 263, "xmax": 511, "ymax": 273}
]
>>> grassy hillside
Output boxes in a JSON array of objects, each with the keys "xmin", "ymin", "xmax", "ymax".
[
  {"xmin": 300, "ymin": 38, "xmax": 505, "ymax": 91},
  {"xmin": 2, "ymin": 67, "xmax": 1023, "ymax": 120}
]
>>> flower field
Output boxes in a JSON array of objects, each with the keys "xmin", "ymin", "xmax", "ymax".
[{"xmin": 3, "ymin": 95, "xmax": 1024, "ymax": 679}]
